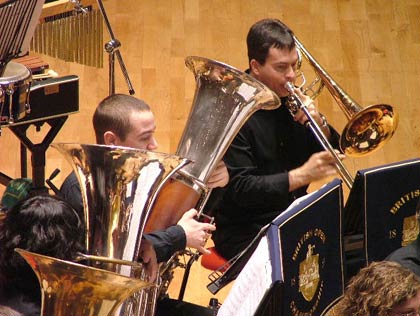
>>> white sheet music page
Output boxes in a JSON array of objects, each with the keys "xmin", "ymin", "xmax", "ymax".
[{"xmin": 218, "ymin": 236, "xmax": 272, "ymax": 316}]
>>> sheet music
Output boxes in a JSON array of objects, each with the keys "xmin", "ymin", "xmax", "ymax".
[{"xmin": 217, "ymin": 236, "xmax": 272, "ymax": 316}]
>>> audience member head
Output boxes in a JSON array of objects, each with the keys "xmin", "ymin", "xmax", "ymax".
[
  {"xmin": 0, "ymin": 305, "xmax": 23, "ymax": 316},
  {"xmin": 338, "ymin": 261, "xmax": 420, "ymax": 316},
  {"xmin": 0, "ymin": 194, "xmax": 85, "ymax": 310},
  {"xmin": 92, "ymin": 94, "xmax": 158, "ymax": 150}
]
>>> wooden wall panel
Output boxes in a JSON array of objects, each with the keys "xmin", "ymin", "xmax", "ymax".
[{"xmin": 1, "ymin": 0, "xmax": 419, "ymax": 308}]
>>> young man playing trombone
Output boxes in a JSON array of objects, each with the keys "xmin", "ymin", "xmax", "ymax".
[{"xmin": 209, "ymin": 18, "xmax": 345, "ymax": 261}]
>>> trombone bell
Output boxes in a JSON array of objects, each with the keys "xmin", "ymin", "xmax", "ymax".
[
  {"xmin": 293, "ymin": 35, "xmax": 399, "ymax": 157},
  {"xmin": 341, "ymin": 104, "xmax": 398, "ymax": 157}
]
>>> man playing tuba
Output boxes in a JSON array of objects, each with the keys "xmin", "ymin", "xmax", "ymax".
[{"xmin": 60, "ymin": 93, "xmax": 229, "ymax": 316}]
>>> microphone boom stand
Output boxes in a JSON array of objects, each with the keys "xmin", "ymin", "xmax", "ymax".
[{"xmin": 97, "ymin": 0, "xmax": 135, "ymax": 96}]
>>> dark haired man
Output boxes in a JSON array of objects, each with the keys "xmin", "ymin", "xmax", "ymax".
[{"xmin": 209, "ymin": 18, "xmax": 344, "ymax": 260}]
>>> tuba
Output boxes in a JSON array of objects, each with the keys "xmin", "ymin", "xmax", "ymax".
[
  {"xmin": 145, "ymin": 56, "xmax": 280, "ymax": 233},
  {"xmin": 52, "ymin": 143, "xmax": 190, "ymax": 316},
  {"xmin": 16, "ymin": 248, "xmax": 151, "ymax": 316},
  {"xmin": 143, "ymin": 56, "xmax": 280, "ymax": 301}
]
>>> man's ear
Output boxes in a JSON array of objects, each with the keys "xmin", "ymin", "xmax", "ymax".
[
  {"xmin": 250, "ymin": 59, "xmax": 260, "ymax": 76},
  {"xmin": 103, "ymin": 131, "xmax": 117, "ymax": 146}
]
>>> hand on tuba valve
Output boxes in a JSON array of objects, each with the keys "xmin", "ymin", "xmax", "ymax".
[{"xmin": 177, "ymin": 208, "xmax": 216, "ymax": 254}]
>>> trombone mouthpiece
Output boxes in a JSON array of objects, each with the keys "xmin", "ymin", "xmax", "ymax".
[{"xmin": 284, "ymin": 82, "xmax": 294, "ymax": 93}]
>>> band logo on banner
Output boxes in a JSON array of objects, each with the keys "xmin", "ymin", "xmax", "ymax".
[
  {"xmin": 344, "ymin": 158, "xmax": 420, "ymax": 263},
  {"xmin": 389, "ymin": 190, "xmax": 420, "ymax": 246},
  {"xmin": 290, "ymin": 228, "xmax": 327, "ymax": 315}
]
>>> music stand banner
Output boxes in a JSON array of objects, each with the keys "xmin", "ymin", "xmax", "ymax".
[
  {"xmin": 267, "ymin": 178, "xmax": 344, "ymax": 316},
  {"xmin": 217, "ymin": 179, "xmax": 344, "ymax": 316},
  {"xmin": 345, "ymin": 158, "xmax": 420, "ymax": 263}
]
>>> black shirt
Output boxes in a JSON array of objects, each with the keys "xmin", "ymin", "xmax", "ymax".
[{"xmin": 210, "ymin": 98, "xmax": 340, "ymax": 260}]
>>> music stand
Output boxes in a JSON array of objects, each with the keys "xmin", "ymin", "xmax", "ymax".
[
  {"xmin": 0, "ymin": 0, "xmax": 45, "ymax": 74},
  {"xmin": 344, "ymin": 158, "xmax": 420, "ymax": 273},
  {"xmin": 216, "ymin": 179, "xmax": 344, "ymax": 316}
]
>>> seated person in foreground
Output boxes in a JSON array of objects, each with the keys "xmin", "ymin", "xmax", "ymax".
[
  {"xmin": 336, "ymin": 261, "xmax": 420, "ymax": 316},
  {"xmin": 0, "ymin": 195, "xmax": 85, "ymax": 316}
]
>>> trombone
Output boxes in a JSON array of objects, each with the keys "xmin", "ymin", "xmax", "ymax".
[{"xmin": 285, "ymin": 35, "xmax": 399, "ymax": 188}]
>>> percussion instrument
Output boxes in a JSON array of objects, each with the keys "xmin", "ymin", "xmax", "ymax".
[{"xmin": 0, "ymin": 61, "xmax": 31, "ymax": 125}]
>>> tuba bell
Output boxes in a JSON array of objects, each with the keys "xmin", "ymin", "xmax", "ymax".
[
  {"xmin": 16, "ymin": 248, "xmax": 151, "ymax": 316},
  {"xmin": 145, "ymin": 56, "xmax": 281, "ymax": 233},
  {"xmin": 143, "ymin": 56, "xmax": 281, "ymax": 303},
  {"xmin": 52, "ymin": 143, "xmax": 190, "ymax": 316}
]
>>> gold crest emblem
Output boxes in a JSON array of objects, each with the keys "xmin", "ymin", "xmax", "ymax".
[
  {"xmin": 402, "ymin": 215, "xmax": 419, "ymax": 246},
  {"xmin": 298, "ymin": 244, "xmax": 320, "ymax": 302}
]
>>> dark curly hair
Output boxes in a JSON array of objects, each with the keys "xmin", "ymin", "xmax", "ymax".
[
  {"xmin": 93, "ymin": 94, "xmax": 151, "ymax": 144},
  {"xmin": 337, "ymin": 261, "xmax": 420, "ymax": 316},
  {"xmin": 0, "ymin": 194, "xmax": 85, "ymax": 312}
]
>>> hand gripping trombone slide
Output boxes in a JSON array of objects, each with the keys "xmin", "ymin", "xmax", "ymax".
[{"xmin": 284, "ymin": 82, "xmax": 353, "ymax": 189}]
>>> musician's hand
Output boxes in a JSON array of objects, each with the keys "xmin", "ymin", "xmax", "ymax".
[
  {"xmin": 288, "ymin": 150, "xmax": 346, "ymax": 191},
  {"xmin": 207, "ymin": 161, "xmax": 229, "ymax": 188},
  {"xmin": 177, "ymin": 208, "xmax": 216, "ymax": 254},
  {"xmin": 138, "ymin": 239, "xmax": 158, "ymax": 283}
]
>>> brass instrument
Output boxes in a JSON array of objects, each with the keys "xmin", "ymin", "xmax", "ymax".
[
  {"xmin": 146, "ymin": 56, "xmax": 280, "ymax": 232},
  {"xmin": 16, "ymin": 248, "xmax": 151, "ymax": 316},
  {"xmin": 286, "ymin": 36, "xmax": 399, "ymax": 188},
  {"xmin": 145, "ymin": 56, "xmax": 280, "ymax": 302},
  {"xmin": 52, "ymin": 143, "xmax": 190, "ymax": 316}
]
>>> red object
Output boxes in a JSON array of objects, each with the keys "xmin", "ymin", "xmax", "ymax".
[{"xmin": 201, "ymin": 247, "xmax": 230, "ymax": 272}]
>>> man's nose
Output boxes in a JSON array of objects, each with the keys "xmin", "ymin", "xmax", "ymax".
[
  {"xmin": 147, "ymin": 137, "xmax": 158, "ymax": 150},
  {"xmin": 285, "ymin": 66, "xmax": 297, "ymax": 81}
]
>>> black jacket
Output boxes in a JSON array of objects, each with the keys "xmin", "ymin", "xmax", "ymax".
[{"xmin": 210, "ymin": 98, "xmax": 340, "ymax": 260}]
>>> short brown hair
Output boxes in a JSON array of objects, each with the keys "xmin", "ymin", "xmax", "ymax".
[
  {"xmin": 92, "ymin": 94, "xmax": 151, "ymax": 144},
  {"xmin": 247, "ymin": 18, "xmax": 295, "ymax": 66}
]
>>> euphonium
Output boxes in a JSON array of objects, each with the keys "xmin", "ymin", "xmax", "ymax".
[
  {"xmin": 143, "ymin": 56, "xmax": 280, "ymax": 302},
  {"xmin": 145, "ymin": 56, "xmax": 280, "ymax": 233},
  {"xmin": 16, "ymin": 248, "xmax": 151, "ymax": 316},
  {"xmin": 52, "ymin": 143, "xmax": 190, "ymax": 316}
]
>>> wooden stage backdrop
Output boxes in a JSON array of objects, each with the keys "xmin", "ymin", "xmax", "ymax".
[{"xmin": 0, "ymin": 0, "xmax": 419, "ymax": 308}]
